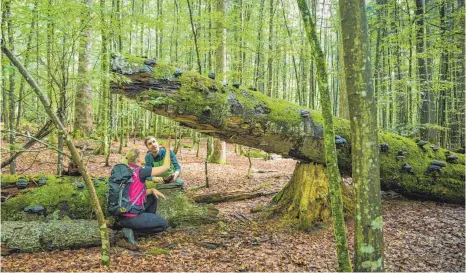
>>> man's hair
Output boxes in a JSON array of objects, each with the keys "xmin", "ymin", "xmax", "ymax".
[{"xmin": 144, "ymin": 136, "xmax": 156, "ymax": 147}]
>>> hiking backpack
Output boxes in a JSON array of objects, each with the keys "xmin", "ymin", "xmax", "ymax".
[{"xmin": 107, "ymin": 164, "xmax": 145, "ymax": 216}]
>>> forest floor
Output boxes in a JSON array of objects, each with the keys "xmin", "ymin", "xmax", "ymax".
[{"xmin": 1, "ymin": 138, "xmax": 465, "ymax": 272}]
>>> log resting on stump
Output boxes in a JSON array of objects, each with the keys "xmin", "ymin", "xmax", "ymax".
[{"xmin": 110, "ymin": 56, "xmax": 465, "ymax": 205}]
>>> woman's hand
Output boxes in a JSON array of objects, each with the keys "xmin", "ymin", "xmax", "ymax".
[
  {"xmin": 152, "ymin": 177, "xmax": 164, "ymax": 183},
  {"xmin": 148, "ymin": 188, "xmax": 166, "ymax": 200}
]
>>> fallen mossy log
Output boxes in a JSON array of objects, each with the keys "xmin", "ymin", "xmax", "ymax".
[
  {"xmin": 110, "ymin": 56, "xmax": 465, "ymax": 203},
  {"xmin": 1, "ymin": 175, "xmax": 218, "ymax": 227},
  {"xmin": 1, "ymin": 220, "xmax": 103, "ymax": 254},
  {"xmin": 191, "ymin": 190, "xmax": 279, "ymax": 204}
]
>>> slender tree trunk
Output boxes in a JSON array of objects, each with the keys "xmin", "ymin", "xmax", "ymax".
[
  {"xmin": 266, "ymin": 0, "xmax": 274, "ymax": 97},
  {"xmin": 336, "ymin": 17, "xmax": 348, "ymax": 119},
  {"xmin": 339, "ymin": 0, "xmax": 384, "ymax": 270},
  {"xmin": 5, "ymin": 0, "xmax": 16, "ymax": 174},
  {"xmin": 254, "ymin": 0, "xmax": 266, "ymax": 92},
  {"xmin": 296, "ymin": 0, "xmax": 352, "ymax": 270},
  {"xmin": 416, "ymin": 0, "xmax": 434, "ymax": 141},
  {"xmin": 209, "ymin": 0, "xmax": 227, "ymax": 164},
  {"xmin": 15, "ymin": 2, "xmax": 37, "ymax": 131},
  {"xmin": 101, "ymin": 0, "xmax": 110, "ymax": 166},
  {"xmin": 2, "ymin": 43, "xmax": 111, "ymax": 266},
  {"xmin": 187, "ymin": 0, "xmax": 202, "ymax": 74}
]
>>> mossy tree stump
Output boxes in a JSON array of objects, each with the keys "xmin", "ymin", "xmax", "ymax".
[{"xmin": 270, "ymin": 162, "xmax": 354, "ymax": 229}]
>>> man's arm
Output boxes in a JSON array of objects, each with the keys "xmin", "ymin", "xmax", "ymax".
[
  {"xmin": 170, "ymin": 150, "xmax": 181, "ymax": 174},
  {"xmin": 144, "ymin": 152, "xmax": 163, "ymax": 183},
  {"xmin": 170, "ymin": 150, "xmax": 182, "ymax": 182}
]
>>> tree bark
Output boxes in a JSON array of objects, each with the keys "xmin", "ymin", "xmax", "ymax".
[
  {"xmin": 273, "ymin": 163, "xmax": 342, "ymax": 226},
  {"xmin": 209, "ymin": 0, "xmax": 227, "ymax": 165},
  {"xmin": 101, "ymin": 0, "xmax": 110, "ymax": 167},
  {"xmin": 74, "ymin": 0, "xmax": 94, "ymax": 138},
  {"xmin": 339, "ymin": 0, "xmax": 384, "ymax": 270},
  {"xmin": 110, "ymin": 58, "xmax": 465, "ymax": 204},
  {"xmin": 5, "ymin": 0, "xmax": 16, "ymax": 174},
  {"xmin": 1, "ymin": 220, "xmax": 104, "ymax": 254}
]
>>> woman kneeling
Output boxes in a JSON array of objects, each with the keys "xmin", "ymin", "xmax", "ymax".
[{"xmin": 118, "ymin": 138, "xmax": 173, "ymax": 244}]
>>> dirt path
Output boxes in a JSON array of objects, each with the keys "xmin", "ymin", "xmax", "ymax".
[{"xmin": 1, "ymin": 139, "xmax": 464, "ymax": 272}]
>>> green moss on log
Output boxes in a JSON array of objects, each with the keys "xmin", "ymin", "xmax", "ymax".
[
  {"xmin": 111, "ymin": 65, "xmax": 465, "ymax": 203},
  {"xmin": 377, "ymin": 132, "xmax": 465, "ymax": 203},
  {"xmin": 1, "ymin": 220, "xmax": 102, "ymax": 253},
  {"xmin": 2, "ymin": 176, "xmax": 218, "ymax": 226},
  {"xmin": 1, "ymin": 176, "xmax": 108, "ymax": 221}
]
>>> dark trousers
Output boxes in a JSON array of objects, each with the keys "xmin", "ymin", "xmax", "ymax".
[{"xmin": 119, "ymin": 195, "xmax": 169, "ymax": 236}]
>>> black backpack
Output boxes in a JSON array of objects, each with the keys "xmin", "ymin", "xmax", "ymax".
[{"xmin": 107, "ymin": 164, "xmax": 145, "ymax": 216}]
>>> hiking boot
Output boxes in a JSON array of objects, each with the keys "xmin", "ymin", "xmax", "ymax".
[{"xmin": 122, "ymin": 228, "xmax": 138, "ymax": 245}]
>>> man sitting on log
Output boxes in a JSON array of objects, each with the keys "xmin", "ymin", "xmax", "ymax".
[{"xmin": 144, "ymin": 136, "xmax": 185, "ymax": 189}]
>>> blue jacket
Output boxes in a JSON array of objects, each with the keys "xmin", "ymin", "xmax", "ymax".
[{"xmin": 144, "ymin": 148, "xmax": 181, "ymax": 178}]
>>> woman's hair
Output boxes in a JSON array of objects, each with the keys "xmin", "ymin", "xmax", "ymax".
[
  {"xmin": 144, "ymin": 136, "xmax": 156, "ymax": 147},
  {"xmin": 121, "ymin": 149, "xmax": 140, "ymax": 164}
]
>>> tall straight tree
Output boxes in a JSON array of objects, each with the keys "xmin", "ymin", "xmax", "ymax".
[
  {"xmin": 74, "ymin": 0, "xmax": 94, "ymax": 138},
  {"xmin": 100, "ymin": 0, "xmax": 111, "ymax": 166},
  {"xmin": 339, "ymin": 0, "xmax": 384, "ymax": 271},
  {"xmin": 4, "ymin": 0, "xmax": 16, "ymax": 174},
  {"xmin": 209, "ymin": 0, "xmax": 227, "ymax": 165},
  {"xmin": 295, "ymin": 0, "xmax": 352, "ymax": 271}
]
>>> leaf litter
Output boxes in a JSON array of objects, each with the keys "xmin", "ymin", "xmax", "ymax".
[{"xmin": 1, "ymin": 138, "xmax": 464, "ymax": 272}]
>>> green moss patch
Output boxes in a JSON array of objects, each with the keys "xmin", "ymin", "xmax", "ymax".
[
  {"xmin": 3, "ymin": 177, "xmax": 218, "ymax": 225},
  {"xmin": 153, "ymin": 63, "xmax": 177, "ymax": 80}
]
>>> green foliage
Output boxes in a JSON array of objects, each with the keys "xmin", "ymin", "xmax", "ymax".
[
  {"xmin": 153, "ymin": 63, "xmax": 177, "ymax": 80},
  {"xmin": 246, "ymin": 149, "xmax": 267, "ymax": 159}
]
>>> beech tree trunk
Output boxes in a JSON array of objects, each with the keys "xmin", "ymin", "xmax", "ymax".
[
  {"xmin": 110, "ymin": 58, "xmax": 465, "ymax": 204},
  {"xmin": 74, "ymin": 0, "xmax": 94, "ymax": 138},
  {"xmin": 339, "ymin": 0, "xmax": 384, "ymax": 270}
]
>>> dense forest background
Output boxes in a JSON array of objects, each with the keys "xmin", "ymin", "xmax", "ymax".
[{"xmin": 1, "ymin": 0, "xmax": 464, "ymax": 175}]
